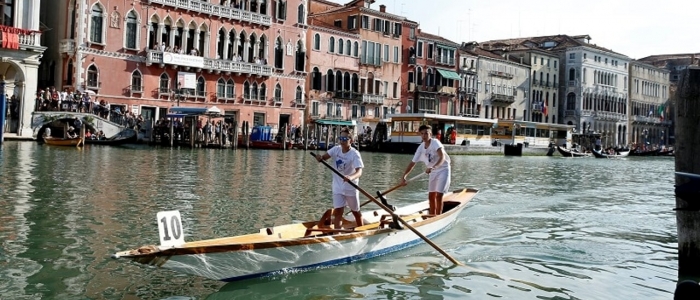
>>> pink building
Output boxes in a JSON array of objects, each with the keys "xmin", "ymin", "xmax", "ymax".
[
  {"xmin": 306, "ymin": 20, "xmax": 361, "ymax": 126},
  {"xmin": 40, "ymin": 0, "xmax": 310, "ymax": 131}
]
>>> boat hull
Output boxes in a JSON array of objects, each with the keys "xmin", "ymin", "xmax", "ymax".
[
  {"xmin": 44, "ymin": 137, "xmax": 83, "ymax": 147},
  {"xmin": 592, "ymin": 149, "xmax": 630, "ymax": 158},
  {"xmin": 115, "ymin": 189, "xmax": 476, "ymax": 282},
  {"xmin": 556, "ymin": 146, "xmax": 590, "ymax": 157}
]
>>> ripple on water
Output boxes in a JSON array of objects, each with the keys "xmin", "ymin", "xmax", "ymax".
[{"xmin": 0, "ymin": 144, "xmax": 679, "ymax": 299}]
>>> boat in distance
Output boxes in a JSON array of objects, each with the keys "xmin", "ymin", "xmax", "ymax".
[{"xmin": 112, "ymin": 188, "xmax": 478, "ymax": 282}]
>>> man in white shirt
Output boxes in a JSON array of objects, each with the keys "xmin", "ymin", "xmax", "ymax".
[
  {"xmin": 400, "ymin": 124, "xmax": 451, "ymax": 216},
  {"xmin": 315, "ymin": 128, "xmax": 365, "ymax": 228}
]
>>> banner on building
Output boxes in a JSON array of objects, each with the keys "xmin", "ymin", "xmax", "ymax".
[
  {"xmin": 177, "ymin": 72, "xmax": 197, "ymax": 89},
  {"xmin": 163, "ymin": 52, "xmax": 204, "ymax": 68}
]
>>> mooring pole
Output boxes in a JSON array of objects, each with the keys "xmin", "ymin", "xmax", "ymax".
[{"xmin": 674, "ymin": 66, "xmax": 700, "ymax": 287}]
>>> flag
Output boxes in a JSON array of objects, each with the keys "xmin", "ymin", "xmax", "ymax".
[{"xmin": 543, "ymin": 105, "xmax": 548, "ymax": 116}]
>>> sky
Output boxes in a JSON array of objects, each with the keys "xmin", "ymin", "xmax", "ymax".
[{"xmin": 327, "ymin": 0, "xmax": 699, "ymax": 59}]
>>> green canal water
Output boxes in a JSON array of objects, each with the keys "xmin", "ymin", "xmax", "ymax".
[{"xmin": 0, "ymin": 141, "xmax": 677, "ymax": 299}]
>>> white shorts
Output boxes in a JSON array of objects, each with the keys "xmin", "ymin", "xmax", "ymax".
[
  {"xmin": 428, "ymin": 169, "xmax": 451, "ymax": 194},
  {"xmin": 333, "ymin": 193, "xmax": 360, "ymax": 212}
]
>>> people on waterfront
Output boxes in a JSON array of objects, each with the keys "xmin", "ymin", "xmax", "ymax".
[
  {"xmin": 315, "ymin": 127, "xmax": 364, "ymax": 229},
  {"xmin": 66, "ymin": 126, "xmax": 77, "ymax": 139},
  {"xmin": 400, "ymin": 124, "xmax": 451, "ymax": 216}
]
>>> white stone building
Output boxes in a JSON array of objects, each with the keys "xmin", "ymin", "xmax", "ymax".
[
  {"xmin": 461, "ymin": 43, "xmax": 530, "ymax": 121},
  {"xmin": 628, "ymin": 61, "xmax": 671, "ymax": 146},
  {"xmin": 1, "ymin": 0, "xmax": 45, "ymax": 139}
]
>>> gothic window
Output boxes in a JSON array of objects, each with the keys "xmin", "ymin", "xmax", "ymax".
[
  {"xmin": 244, "ymin": 81, "xmax": 251, "ymax": 99},
  {"xmin": 296, "ymin": 86, "xmax": 303, "ymax": 101},
  {"xmin": 217, "ymin": 79, "xmax": 226, "ymax": 98},
  {"xmin": 312, "ymin": 67, "xmax": 322, "ymax": 90},
  {"xmin": 274, "ymin": 84, "xmax": 282, "ymax": 102},
  {"xmin": 131, "ymin": 70, "xmax": 142, "ymax": 91},
  {"xmin": 297, "ymin": 4, "xmax": 305, "ymax": 24},
  {"xmin": 329, "ymin": 37, "xmax": 335, "ymax": 53},
  {"xmin": 353, "ymin": 41, "xmax": 358, "ymax": 57},
  {"xmin": 159, "ymin": 73, "xmax": 169, "ymax": 93},
  {"xmin": 259, "ymin": 83, "xmax": 267, "ymax": 101},
  {"xmin": 276, "ymin": 0, "xmax": 287, "ymax": 20},
  {"xmin": 125, "ymin": 10, "xmax": 138, "ymax": 49},
  {"xmin": 566, "ymin": 93, "xmax": 576, "ymax": 110},
  {"xmin": 226, "ymin": 79, "xmax": 235, "ymax": 98},
  {"xmin": 295, "ymin": 40, "xmax": 305, "ymax": 72},
  {"xmin": 274, "ymin": 37, "xmax": 283, "ymax": 69},
  {"xmin": 87, "ymin": 65, "xmax": 99, "ymax": 88},
  {"xmin": 90, "ymin": 4, "xmax": 105, "ymax": 43},
  {"xmin": 196, "ymin": 76, "xmax": 205, "ymax": 97}
]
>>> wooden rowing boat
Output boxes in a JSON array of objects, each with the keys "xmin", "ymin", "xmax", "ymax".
[
  {"xmin": 44, "ymin": 136, "xmax": 83, "ymax": 147},
  {"xmin": 113, "ymin": 188, "xmax": 478, "ymax": 282}
]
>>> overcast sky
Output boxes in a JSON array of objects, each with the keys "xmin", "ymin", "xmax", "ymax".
[{"xmin": 328, "ymin": 0, "xmax": 699, "ymax": 59}]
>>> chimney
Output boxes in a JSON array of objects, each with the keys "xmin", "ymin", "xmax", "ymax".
[{"xmin": 379, "ymin": 5, "xmax": 386, "ymax": 12}]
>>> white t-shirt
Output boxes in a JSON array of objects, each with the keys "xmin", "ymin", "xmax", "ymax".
[
  {"xmin": 412, "ymin": 138, "xmax": 450, "ymax": 172},
  {"xmin": 327, "ymin": 146, "xmax": 364, "ymax": 196}
]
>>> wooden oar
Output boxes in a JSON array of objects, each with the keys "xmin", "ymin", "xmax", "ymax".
[
  {"xmin": 355, "ymin": 173, "xmax": 425, "ymax": 210},
  {"xmin": 311, "ymin": 152, "xmax": 463, "ymax": 266}
]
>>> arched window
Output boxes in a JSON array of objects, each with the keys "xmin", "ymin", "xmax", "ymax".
[
  {"xmin": 90, "ymin": 4, "xmax": 104, "ymax": 43},
  {"xmin": 125, "ymin": 10, "xmax": 138, "ymax": 49},
  {"xmin": 244, "ymin": 81, "xmax": 251, "ymax": 99},
  {"xmin": 226, "ymin": 79, "xmax": 235, "ymax": 99},
  {"xmin": 312, "ymin": 67, "xmax": 322, "ymax": 90},
  {"xmin": 353, "ymin": 41, "xmax": 358, "ymax": 57},
  {"xmin": 295, "ymin": 40, "xmax": 305, "ymax": 72},
  {"xmin": 274, "ymin": 84, "xmax": 282, "ymax": 102},
  {"xmin": 329, "ymin": 37, "xmax": 335, "ymax": 53},
  {"xmin": 274, "ymin": 37, "xmax": 283, "ymax": 69},
  {"xmin": 417, "ymin": 67, "xmax": 423, "ymax": 85},
  {"xmin": 251, "ymin": 82, "xmax": 259, "ymax": 100},
  {"xmin": 296, "ymin": 86, "xmax": 303, "ymax": 101},
  {"xmin": 338, "ymin": 38, "xmax": 344, "ymax": 55},
  {"xmin": 217, "ymin": 78, "xmax": 226, "ymax": 98},
  {"xmin": 196, "ymin": 76, "xmax": 205, "ymax": 97},
  {"xmin": 566, "ymin": 93, "xmax": 576, "ymax": 110},
  {"xmin": 297, "ymin": 4, "xmax": 305, "ymax": 25},
  {"xmin": 313, "ymin": 33, "xmax": 320, "ymax": 50},
  {"xmin": 259, "ymin": 83, "xmax": 267, "ymax": 101},
  {"xmin": 87, "ymin": 65, "xmax": 99, "ymax": 88},
  {"xmin": 159, "ymin": 73, "xmax": 169, "ymax": 93},
  {"xmin": 345, "ymin": 40, "xmax": 351, "ymax": 56},
  {"xmin": 131, "ymin": 70, "xmax": 142, "ymax": 91},
  {"xmin": 326, "ymin": 70, "xmax": 335, "ymax": 92}
]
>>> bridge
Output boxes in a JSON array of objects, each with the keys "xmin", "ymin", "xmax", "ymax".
[{"xmin": 31, "ymin": 111, "xmax": 128, "ymax": 139}]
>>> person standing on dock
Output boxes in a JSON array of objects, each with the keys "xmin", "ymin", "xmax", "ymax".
[
  {"xmin": 315, "ymin": 128, "xmax": 364, "ymax": 228},
  {"xmin": 400, "ymin": 124, "xmax": 451, "ymax": 216}
]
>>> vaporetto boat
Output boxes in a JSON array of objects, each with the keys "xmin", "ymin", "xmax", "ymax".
[{"xmin": 112, "ymin": 188, "xmax": 478, "ymax": 282}]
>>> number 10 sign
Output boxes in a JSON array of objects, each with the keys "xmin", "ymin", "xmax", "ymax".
[{"xmin": 156, "ymin": 210, "xmax": 186, "ymax": 248}]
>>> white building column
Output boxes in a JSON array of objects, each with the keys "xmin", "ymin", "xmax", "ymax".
[{"xmin": 18, "ymin": 59, "xmax": 40, "ymax": 138}]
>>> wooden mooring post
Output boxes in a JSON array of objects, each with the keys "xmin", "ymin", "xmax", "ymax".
[{"xmin": 674, "ymin": 66, "xmax": 700, "ymax": 298}]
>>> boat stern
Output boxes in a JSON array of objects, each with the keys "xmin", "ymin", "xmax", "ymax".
[{"xmin": 112, "ymin": 245, "xmax": 167, "ymax": 266}]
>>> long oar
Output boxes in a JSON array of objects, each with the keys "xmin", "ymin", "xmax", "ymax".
[
  {"xmin": 353, "ymin": 173, "xmax": 425, "ymax": 212},
  {"xmin": 311, "ymin": 152, "xmax": 463, "ymax": 266}
]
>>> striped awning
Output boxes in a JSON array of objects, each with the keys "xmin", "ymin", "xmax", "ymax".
[{"xmin": 437, "ymin": 69, "xmax": 461, "ymax": 80}]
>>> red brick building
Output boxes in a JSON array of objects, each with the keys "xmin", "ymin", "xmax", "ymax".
[
  {"xmin": 402, "ymin": 28, "xmax": 461, "ymax": 116},
  {"xmin": 41, "ymin": 0, "xmax": 308, "ymax": 130}
]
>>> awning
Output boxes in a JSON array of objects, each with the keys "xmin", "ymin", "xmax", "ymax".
[
  {"xmin": 437, "ymin": 69, "xmax": 461, "ymax": 80},
  {"xmin": 314, "ymin": 119, "xmax": 357, "ymax": 126}
]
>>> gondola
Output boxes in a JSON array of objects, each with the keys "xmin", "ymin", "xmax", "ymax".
[
  {"xmin": 592, "ymin": 149, "xmax": 630, "ymax": 158},
  {"xmin": 556, "ymin": 146, "xmax": 591, "ymax": 157}
]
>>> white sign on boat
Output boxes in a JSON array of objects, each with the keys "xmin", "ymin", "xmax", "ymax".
[{"xmin": 156, "ymin": 210, "xmax": 185, "ymax": 248}]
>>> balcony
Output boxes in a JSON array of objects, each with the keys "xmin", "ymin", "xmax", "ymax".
[
  {"xmin": 149, "ymin": 0, "xmax": 271, "ymax": 26},
  {"xmin": 362, "ymin": 94, "xmax": 385, "ymax": 104},
  {"xmin": 490, "ymin": 93, "xmax": 515, "ymax": 104},
  {"xmin": 460, "ymin": 67, "xmax": 477, "ymax": 75},
  {"xmin": 294, "ymin": 99, "xmax": 306, "ymax": 108},
  {"xmin": 459, "ymin": 87, "xmax": 477, "ymax": 95},
  {"xmin": 437, "ymin": 86, "xmax": 456, "ymax": 95},
  {"xmin": 146, "ymin": 51, "xmax": 272, "ymax": 77},
  {"xmin": 488, "ymin": 70, "xmax": 514, "ymax": 79},
  {"xmin": 435, "ymin": 55, "xmax": 455, "ymax": 66},
  {"xmin": 533, "ymin": 79, "xmax": 539, "ymax": 86},
  {"xmin": 335, "ymin": 91, "xmax": 361, "ymax": 101},
  {"xmin": 408, "ymin": 83, "xmax": 415, "ymax": 92},
  {"xmin": 0, "ymin": 26, "xmax": 43, "ymax": 51},
  {"xmin": 59, "ymin": 39, "xmax": 75, "ymax": 54},
  {"xmin": 631, "ymin": 115, "xmax": 663, "ymax": 124}
]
